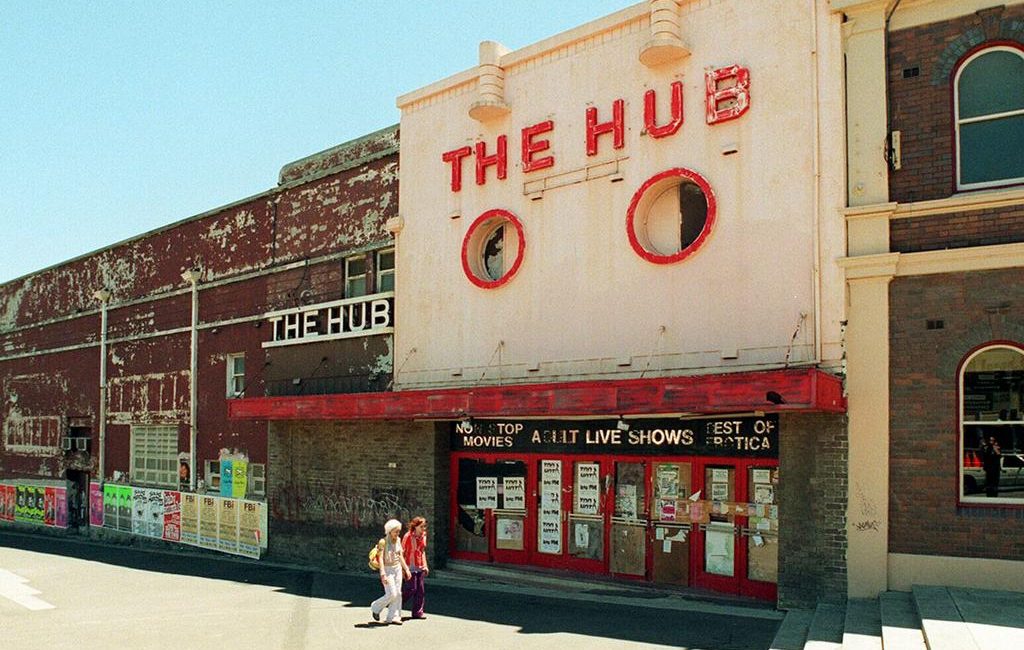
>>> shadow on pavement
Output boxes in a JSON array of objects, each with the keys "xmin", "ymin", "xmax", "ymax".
[{"xmin": 1, "ymin": 531, "xmax": 778, "ymax": 650}]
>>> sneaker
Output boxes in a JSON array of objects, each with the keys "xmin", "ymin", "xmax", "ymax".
[
  {"xmin": 371, "ymin": 609, "xmax": 380, "ymax": 622},
  {"xmin": 412, "ymin": 615, "xmax": 426, "ymax": 620},
  {"xmin": 391, "ymin": 620, "xmax": 403, "ymax": 626}
]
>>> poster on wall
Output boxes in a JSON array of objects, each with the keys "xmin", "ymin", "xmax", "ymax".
[
  {"xmin": 539, "ymin": 460, "xmax": 562, "ymax": 554},
  {"xmin": 89, "ymin": 481, "xmax": 104, "ymax": 527},
  {"xmin": 162, "ymin": 491, "xmax": 181, "ymax": 542},
  {"xmin": 103, "ymin": 484, "xmax": 117, "ymax": 528},
  {"xmin": 54, "ymin": 487, "xmax": 68, "ymax": 529},
  {"xmin": 502, "ymin": 477, "xmax": 525, "ymax": 510},
  {"xmin": 117, "ymin": 486, "xmax": 133, "ymax": 532},
  {"xmin": 180, "ymin": 493, "xmax": 199, "ymax": 546},
  {"xmin": 220, "ymin": 460, "xmax": 234, "ymax": 498},
  {"xmin": 30, "ymin": 487, "xmax": 44, "ymax": 524},
  {"xmin": 238, "ymin": 500, "xmax": 262, "ymax": 559},
  {"xmin": 475, "ymin": 477, "xmax": 498, "ymax": 509},
  {"xmin": 146, "ymin": 489, "xmax": 164, "ymax": 538},
  {"xmin": 132, "ymin": 487, "xmax": 148, "ymax": 536},
  {"xmin": 217, "ymin": 498, "xmax": 239, "ymax": 554},
  {"xmin": 199, "ymin": 496, "xmax": 219, "ymax": 549},
  {"xmin": 14, "ymin": 485, "xmax": 27, "ymax": 522},
  {"xmin": 232, "ymin": 461, "xmax": 248, "ymax": 499},
  {"xmin": 0, "ymin": 485, "xmax": 13, "ymax": 522},
  {"xmin": 575, "ymin": 463, "xmax": 600, "ymax": 515},
  {"xmin": 43, "ymin": 487, "xmax": 55, "ymax": 527}
]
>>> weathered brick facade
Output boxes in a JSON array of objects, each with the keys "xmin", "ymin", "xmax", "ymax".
[
  {"xmin": 890, "ymin": 269, "xmax": 1024, "ymax": 560},
  {"xmin": 265, "ymin": 420, "xmax": 448, "ymax": 570},
  {"xmin": 778, "ymin": 413, "xmax": 848, "ymax": 608}
]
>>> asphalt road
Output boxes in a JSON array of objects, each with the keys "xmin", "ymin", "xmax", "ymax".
[{"xmin": 0, "ymin": 531, "xmax": 781, "ymax": 650}]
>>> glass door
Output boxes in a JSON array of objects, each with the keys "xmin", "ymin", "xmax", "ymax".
[
  {"xmin": 693, "ymin": 461, "xmax": 741, "ymax": 593},
  {"xmin": 491, "ymin": 459, "xmax": 529, "ymax": 564},
  {"xmin": 739, "ymin": 463, "xmax": 779, "ymax": 600},
  {"xmin": 565, "ymin": 459, "xmax": 606, "ymax": 573},
  {"xmin": 610, "ymin": 461, "xmax": 648, "ymax": 577},
  {"xmin": 650, "ymin": 461, "xmax": 693, "ymax": 586},
  {"xmin": 452, "ymin": 456, "xmax": 490, "ymax": 560}
]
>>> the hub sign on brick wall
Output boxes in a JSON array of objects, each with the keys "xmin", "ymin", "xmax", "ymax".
[{"xmin": 263, "ymin": 293, "xmax": 395, "ymax": 348}]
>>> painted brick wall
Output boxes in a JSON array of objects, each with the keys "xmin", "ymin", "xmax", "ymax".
[
  {"xmin": 778, "ymin": 412, "xmax": 848, "ymax": 608},
  {"xmin": 887, "ymin": 5, "xmax": 1024, "ymax": 204},
  {"xmin": 890, "ymin": 268, "xmax": 1024, "ymax": 560},
  {"xmin": 266, "ymin": 419, "xmax": 447, "ymax": 571}
]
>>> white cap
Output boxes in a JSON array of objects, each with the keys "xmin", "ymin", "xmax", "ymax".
[{"xmin": 384, "ymin": 519, "xmax": 402, "ymax": 535}]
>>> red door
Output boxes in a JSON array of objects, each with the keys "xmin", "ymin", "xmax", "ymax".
[
  {"xmin": 531, "ymin": 456, "xmax": 609, "ymax": 574},
  {"xmin": 691, "ymin": 458, "xmax": 779, "ymax": 600}
]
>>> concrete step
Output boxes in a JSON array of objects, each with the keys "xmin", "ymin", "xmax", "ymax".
[
  {"xmin": 912, "ymin": 585, "xmax": 980, "ymax": 650},
  {"xmin": 842, "ymin": 597, "xmax": 882, "ymax": 650},
  {"xmin": 768, "ymin": 608, "xmax": 813, "ymax": 650},
  {"xmin": 879, "ymin": 591, "xmax": 927, "ymax": 650},
  {"xmin": 944, "ymin": 587, "xmax": 1024, "ymax": 650},
  {"xmin": 804, "ymin": 602, "xmax": 844, "ymax": 650}
]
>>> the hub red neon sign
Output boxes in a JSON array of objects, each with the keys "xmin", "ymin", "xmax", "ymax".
[{"xmin": 441, "ymin": 66, "xmax": 751, "ymax": 192}]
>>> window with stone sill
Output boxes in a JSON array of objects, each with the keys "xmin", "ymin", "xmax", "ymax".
[
  {"xmin": 959, "ymin": 344, "xmax": 1024, "ymax": 504},
  {"xmin": 954, "ymin": 46, "xmax": 1024, "ymax": 190}
]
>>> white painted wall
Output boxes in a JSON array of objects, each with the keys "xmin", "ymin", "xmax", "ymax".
[{"xmin": 396, "ymin": 0, "xmax": 845, "ymax": 389}]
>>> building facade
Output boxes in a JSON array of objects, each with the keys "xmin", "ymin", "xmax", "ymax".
[
  {"xmin": 1, "ymin": 126, "xmax": 400, "ymax": 560},
  {"xmin": 233, "ymin": 0, "xmax": 849, "ymax": 607},
  {"xmin": 838, "ymin": 0, "xmax": 1024, "ymax": 597}
]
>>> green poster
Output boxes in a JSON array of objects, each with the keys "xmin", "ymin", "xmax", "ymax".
[
  {"xmin": 104, "ymin": 484, "xmax": 118, "ymax": 528},
  {"xmin": 232, "ymin": 461, "xmax": 248, "ymax": 499}
]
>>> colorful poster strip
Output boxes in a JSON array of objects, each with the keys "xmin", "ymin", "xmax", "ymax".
[{"xmin": 90, "ymin": 481, "xmax": 104, "ymax": 527}]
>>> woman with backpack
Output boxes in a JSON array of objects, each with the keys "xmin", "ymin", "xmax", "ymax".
[
  {"xmin": 401, "ymin": 516, "xmax": 429, "ymax": 619},
  {"xmin": 370, "ymin": 519, "xmax": 411, "ymax": 625}
]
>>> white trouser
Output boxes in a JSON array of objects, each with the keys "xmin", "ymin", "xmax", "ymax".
[{"xmin": 371, "ymin": 565, "xmax": 403, "ymax": 622}]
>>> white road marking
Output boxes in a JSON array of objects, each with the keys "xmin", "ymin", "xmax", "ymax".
[{"xmin": 0, "ymin": 568, "xmax": 55, "ymax": 610}]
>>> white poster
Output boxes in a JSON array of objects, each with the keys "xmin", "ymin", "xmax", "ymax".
[
  {"xmin": 539, "ymin": 460, "xmax": 562, "ymax": 554},
  {"xmin": 503, "ymin": 477, "xmax": 525, "ymax": 510},
  {"xmin": 752, "ymin": 469, "xmax": 771, "ymax": 484},
  {"xmin": 476, "ymin": 477, "xmax": 498, "ymax": 509},
  {"xmin": 711, "ymin": 482, "xmax": 729, "ymax": 501},
  {"xmin": 496, "ymin": 518, "xmax": 523, "ymax": 542},
  {"xmin": 574, "ymin": 522, "xmax": 589, "ymax": 549},
  {"xmin": 711, "ymin": 468, "xmax": 729, "ymax": 483},
  {"xmin": 575, "ymin": 463, "xmax": 600, "ymax": 515}
]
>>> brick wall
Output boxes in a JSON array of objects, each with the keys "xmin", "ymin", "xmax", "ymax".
[
  {"xmin": 778, "ymin": 412, "xmax": 848, "ymax": 608},
  {"xmin": 266, "ymin": 419, "xmax": 447, "ymax": 571},
  {"xmin": 888, "ymin": 5, "xmax": 1024, "ymax": 204},
  {"xmin": 890, "ymin": 268, "xmax": 1024, "ymax": 560},
  {"xmin": 891, "ymin": 204, "xmax": 1024, "ymax": 253}
]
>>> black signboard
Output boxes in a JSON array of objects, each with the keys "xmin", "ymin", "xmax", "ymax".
[{"xmin": 451, "ymin": 415, "xmax": 778, "ymax": 459}]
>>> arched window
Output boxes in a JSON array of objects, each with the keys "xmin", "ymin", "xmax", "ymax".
[
  {"xmin": 959, "ymin": 344, "xmax": 1024, "ymax": 502},
  {"xmin": 954, "ymin": 46, "xmax": 1024, "ymax": 190}
]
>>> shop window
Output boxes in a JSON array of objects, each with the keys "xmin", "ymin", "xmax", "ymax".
[
  {"xmin": 626, "ymin": 168, "xmax": 716, "ymax": 264},
  {"xmin": 376, "ymin": 248, "xmax": 395, "ymax": 293},
  {"xmin": 226, "ymin": 353, "xmax": 245, "ymax": 398},
  {"xmin": 955, "ymin": 46, "xmax": 1024, "ymax": 190},
  {"xmin": 345, "ymin": 255, "xmax": 367, "ymax": 297},
  {"xmin": 130, "ymin": 425, "xmax": 178, "ymax": 488},
  {"xmin": 959, "ymin": 344, "xmax": 1024, "ymax": 503},
  {"xmin": 461, "ymin": 209, "xmax": 525, "ymax": 289}
]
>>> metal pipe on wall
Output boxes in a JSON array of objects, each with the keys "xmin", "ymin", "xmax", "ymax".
[
  {"xmin": 182, "ymin": 268, "xmax": 202, "ymax": 491},
  {"xmin": 93, "ymin": 288, "xmax": 111, "ymax": 482}
]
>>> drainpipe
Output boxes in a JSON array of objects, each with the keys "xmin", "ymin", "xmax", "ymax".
[
  {"xmin": 93, "ymin": 288, "xmax": 112, "ymax": 483},
  {"xmin": 182, "ymin": 268, "xmax": 202, "ymax": 491}
]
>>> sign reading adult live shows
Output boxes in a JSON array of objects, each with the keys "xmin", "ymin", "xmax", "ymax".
[
  {"xmin": 262, "ymin": 293, "xmax": 394, "ymax": 348},
  {"xmin": 452, "ymin": 415, "xmax": 778, "ymax": 458}
]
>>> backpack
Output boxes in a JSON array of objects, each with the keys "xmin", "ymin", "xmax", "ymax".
[{"xmin": 367, "ymin": 538, "xmax": 386, "ymax": 570}]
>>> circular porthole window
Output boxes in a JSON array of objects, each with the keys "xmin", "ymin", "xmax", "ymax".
[
  {"xmin": 461, "ymin": 209, "xmax": 526, "ymax": 288},
  {"xmin": 626, "ymin": 168, "xmax": 716, "ymax": 264}
]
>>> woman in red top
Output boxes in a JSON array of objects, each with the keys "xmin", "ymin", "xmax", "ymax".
[{"xmin": 401, "ymin": 516, "xmax": 429, "ymax": 619}]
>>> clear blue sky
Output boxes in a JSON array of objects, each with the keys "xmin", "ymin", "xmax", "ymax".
[{"xmin": 1, "ymin": 1, "xmax": 632, "ymax": 284}]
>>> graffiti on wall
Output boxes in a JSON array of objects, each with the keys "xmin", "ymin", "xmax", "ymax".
[{"xmin": 270, "ymin": 479, "xmax": 423, "ymax": 529}]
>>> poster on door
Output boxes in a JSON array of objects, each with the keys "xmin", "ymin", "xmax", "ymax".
[
  {"xmin": 539, "ymin": 460, "xmax": 562, "ymax": 554},
  {"xmin": 475, "ymin": 477, "xmax": 498, "ymax": 509},
  {"xmin": 576, "ymin": 463, "xmax": 600, "ymax": 515},
  {"xmin": 502, "ymin": 477, "xmax": 525, "ymax": 510}
]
